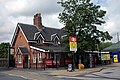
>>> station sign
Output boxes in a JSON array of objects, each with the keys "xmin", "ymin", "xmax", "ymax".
[{"xmin": 69, "ymin": 36, "xmax": 77, "ymax": 52}]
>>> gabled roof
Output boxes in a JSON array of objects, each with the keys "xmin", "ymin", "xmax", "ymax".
[
  {"xmin": 11, "ymin": 23, "xmax": 67, "ymax": 46},
  {"xmin": 11, "ymin": 23, "xmax": 39, "ymax": 46},
  {"xmin": 103, "ymin": 42, "xmax": 120, "ymax": 52},
  {"xmin": 41, "ymin": 27, "xmax": 67, "ymax": 41},
  {"xmin": 18, "ymin": 23, "xmax": 39, "ymax": 41}
]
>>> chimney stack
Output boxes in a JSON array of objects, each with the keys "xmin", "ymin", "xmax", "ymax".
[{"xmin": 33, "ymin": 13, "xmax": 42, "ymax": 31}]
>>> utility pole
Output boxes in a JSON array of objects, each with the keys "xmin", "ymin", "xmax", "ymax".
[
  {"xmin": 117, "ymin": 32, "xmax": 119, "ymax": 42},
  {"xmin": 8, "ymin": 46, "xmax": 9, "ymax": 69}
]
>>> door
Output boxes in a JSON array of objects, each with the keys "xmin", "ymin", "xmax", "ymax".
[
  {"xmin": 23, "ymin": 55, "xmax": 28, "ymax": 68},
  {"xmin": 54, "ymin": 53, "xmax": 60, "ymax": 67}
]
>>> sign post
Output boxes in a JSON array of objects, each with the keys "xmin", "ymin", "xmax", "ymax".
[{"xmin": 69, "ymin": 36, "xmax": 77, "ymax": 71}]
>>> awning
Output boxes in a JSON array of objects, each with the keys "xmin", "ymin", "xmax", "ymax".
[{"xmin": 18, "ymin": 47, "xmax": 30, "ymax": 55}]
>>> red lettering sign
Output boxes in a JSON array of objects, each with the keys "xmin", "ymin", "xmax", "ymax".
[{"xmin": 69, "ymin": 37, "xmax": 77, "ymax": 42}]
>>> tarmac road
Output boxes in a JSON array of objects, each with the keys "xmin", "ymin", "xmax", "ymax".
[
  {"xmin": 1, "ymin": 63, "xmax": 120, "ymax": 80},
  {"xmin": 57, "ymin": 67, "xmax": 120, "ymax": 80},
  {"xmin": 0, "ymin": 73, "xmax": 27, "ymax": 80}
]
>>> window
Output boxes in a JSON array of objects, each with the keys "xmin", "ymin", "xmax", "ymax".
[
  {"xmin": 37, "ymin": 37, "xmax": 43, "ymax": 44},
  {"xmin": 18, "ymin": 55, "xmax": 22, "ymax": 63},
  {"xmin": 33, "ymin": 53, "xmax": 36, "ymax": 63},
  {"xmin": 54, "ymin": 38, "xmax": 58, "ymax": 44},
  {"xmin": 38, "ymin": 52, "xmax": 42, "ymax": 63}
]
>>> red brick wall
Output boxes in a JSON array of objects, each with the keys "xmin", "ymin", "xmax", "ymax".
[
  {"xmin": 30, "ymin": 49, "xmax": 48, "ymax": 68},
  {"xmin": 14, "ymin": 29, "xmax": 30, "ymax": 68},
  {"xmin": 13, "ymin": 28, "xmax": 49, "ymax": 68},
  {"xmin": 16, "ymin": 50, "xmax": 23, "ymax": 68}
]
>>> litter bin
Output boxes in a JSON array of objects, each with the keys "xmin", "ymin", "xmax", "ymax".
[
  {"xmin": 78, "ymin": 64, "xmax": 84, "ymax": 70},
  {"xmin": 67, "ymin": 64, "xmax": 72, "ymax": 72}
]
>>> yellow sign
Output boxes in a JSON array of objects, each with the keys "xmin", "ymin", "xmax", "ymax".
[
  {"xmin": 70, "ymin": 42, "xmax": 77, "ymax": 48},
  {"xmin": 114, "ymin": 55, "xmax": 118, "ymax": 63}
]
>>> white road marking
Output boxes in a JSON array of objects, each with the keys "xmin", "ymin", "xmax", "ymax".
[{"xmin": 8, "ymin": 74, "xmax": 29, "ymax": 79}]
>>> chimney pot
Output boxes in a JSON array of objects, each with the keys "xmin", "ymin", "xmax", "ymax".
[{"xmin": 33, "ymin": 13, "xmax": 42, "ymax": 31}]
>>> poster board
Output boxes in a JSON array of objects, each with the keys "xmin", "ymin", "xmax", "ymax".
[{"xmin": 101, "ymin": 54, "xmax": 110, "ymax": 60}]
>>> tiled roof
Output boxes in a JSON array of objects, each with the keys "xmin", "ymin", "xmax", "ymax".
[
  {"xmin": 103, "ymin": 42, "xmax": 120, "ymax": 52},
  {"xmin": 18, "ymin": 23, "xmax": 67, "ymax": 41},
  {"xmin": 30, "ymin": 43, "xmax": 67, "ymax": 52},
  {"xmin": 18, "ymin": 23, "xmax": 39, "ymax": 41},
  {"xmin": 41, "ymin": 27, "xmax": 67, "ymax": 41}
]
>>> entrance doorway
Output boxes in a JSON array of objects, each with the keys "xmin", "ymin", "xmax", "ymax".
[{"xmin": 23, "ymin": 55, "xmax": 28, "ymax": 68}]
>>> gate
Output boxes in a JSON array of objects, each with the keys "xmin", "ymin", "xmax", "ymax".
[{"xmin": 0, "ymin": 58, "xmax": 8, "ymax": 67}]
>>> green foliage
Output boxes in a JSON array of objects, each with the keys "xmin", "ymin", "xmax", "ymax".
[
  {"xmin": 99, "ymin": 42, "xmax": 113, "ymax": 50},
  {"xmin": 0, "ymin": 42, "xmax": 10, "ymax": 58},
  {"xmin": 58, "ymin": 0, "xmax": 112, "ymax": 51}
]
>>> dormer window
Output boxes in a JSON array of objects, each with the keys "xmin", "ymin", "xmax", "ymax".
[
  {"xmin": 37, "ymin": 37, "xmax": 43, "ymax": 44},
  {"xmin": 35, "ymin": 33, "xmax": 44, "ymax": 44},
  {"xmin": 51, "ymin": 33, "xmax": 60, "ymax": 44},
  {"xmin": 54, "ymin": 36, "xmax": 60, "ymax": 44},
  {"xmin": 54, "ymin": 38, "xmax": 58, "ymax": 44}
]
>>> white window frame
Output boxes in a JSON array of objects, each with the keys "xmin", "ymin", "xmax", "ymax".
[
  {"xmin": 18, "ymin": 54, "xmax": 22, "ymax": 63},
  {"xmin": 61, "ymin": 35, "xmax": 67, "ymax": 39},
  {"xmin": 38, "ymin": 52, "xmax": 42, "ymax": 63},
  {"xmin": 54, "ymin": 38, "xmax": 58, "ymax": 44},
  {"xmin": 33, "ymin": 53, "xmax": 36, "ymax": 63}
]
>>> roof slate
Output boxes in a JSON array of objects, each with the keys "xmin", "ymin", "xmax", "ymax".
[
  {"xmin": 41, "ymin": 27, "xmax": 67, "ymax": 41},
  {"xmin": 18, "ymin": 23, "xmax": 39, "ymax": 41},
  {"xmin": 103, "ymin": 42, "xmax": 120, "ymax": 52},
  {"xmin": 18, "ymin": 23, "xmax": 67, "ymax": 41}
]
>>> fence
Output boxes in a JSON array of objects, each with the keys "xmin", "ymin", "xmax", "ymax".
[{"xmin": 0, "ymin": 58, "xmax": 8, "ymax": 67}]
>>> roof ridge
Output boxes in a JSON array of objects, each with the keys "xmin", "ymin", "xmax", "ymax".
[
  {"xmin": 18, "ymin": 22, "xmax": 36, "ymax": 27},
  {"xmin": 18, "ymin": 23, "xmax": 62, "ymax": 30},
  {"xmin": 43, "ymin": 26, "xmax": 62, "ymax": 30}
]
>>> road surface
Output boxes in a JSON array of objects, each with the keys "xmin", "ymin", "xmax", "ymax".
[
  {"xmin": 57, "ymin": 67, "xmax": 120, "ymax": 80},
  {"xmin": 0, "ymin": 73, "xmax": 27, "ymax": 80}
]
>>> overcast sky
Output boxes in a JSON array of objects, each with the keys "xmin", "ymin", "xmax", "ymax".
[{"xmin": 0, "ymin": 0, "xmax": 120, "ymax": 43}]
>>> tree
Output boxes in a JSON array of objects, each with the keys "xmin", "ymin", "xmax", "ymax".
[
  {"xmin": 0, "ymin": 43, "xmax": 10, "ymax": 58},
  {"xmin": 58, "ymin": 0, "xmax": 112, "ymax": 51},
  {"xmin": 99, "ymin": 42, "xmax": 113, "ymax": 51}
]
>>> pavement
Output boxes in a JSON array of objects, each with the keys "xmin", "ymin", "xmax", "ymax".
[
  {"xmin": 0, "ymin": 63, "xmax": 120, "ymax": 80},
  {"xmin": 47, "ymin": 63, "xmax": 120, "ymax": 77}
]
